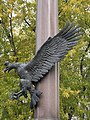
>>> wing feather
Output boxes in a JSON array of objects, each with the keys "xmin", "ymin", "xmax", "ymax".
[{"xmin": 25, "ymin": 22, "xmax": 83, "ymax": 82}]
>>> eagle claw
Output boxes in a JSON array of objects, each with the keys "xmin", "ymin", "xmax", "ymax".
[
  {"xmin": 11, "ymin": 93, "xmax": 19, "ymax": 100},
  {"xmin": 11, "ymin": 89, "xmax": 24, "ymax": 100},
  {"xmin": 30, "ymin": 89, "xmax": 42, "ymax": 109}
]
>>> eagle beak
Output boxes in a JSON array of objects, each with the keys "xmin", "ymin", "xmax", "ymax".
[
  {"xmin": 3, "ymin": 67, "xmax": 9, "ymax": 73},
  {"xmin": 4, "ymin": 61, "xmax": 10, "ymax": 73}
]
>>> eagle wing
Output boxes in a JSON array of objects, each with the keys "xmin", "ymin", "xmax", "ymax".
[{"xmin": 25, "ymin": 21, "xmax": 83, "ymax": 82}]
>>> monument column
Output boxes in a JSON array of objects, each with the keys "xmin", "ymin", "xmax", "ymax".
[{"xmin": 35, "ymin": 0, "xmax": 59, "ymax": 119}]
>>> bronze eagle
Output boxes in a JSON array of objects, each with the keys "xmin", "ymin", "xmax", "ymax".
[{"xmin": 4, "ymin": 21, "xmax": 83, "ymax": 109}]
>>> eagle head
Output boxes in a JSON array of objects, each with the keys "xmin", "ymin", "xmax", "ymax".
[{"xmin": 4, "ymin": 61, "xmax": 16, "ymax": 73}]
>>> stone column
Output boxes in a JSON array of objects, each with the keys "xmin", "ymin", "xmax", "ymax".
[{"xmin": 35, "ymin": 0, "xmax": 59, "ymax": 119}]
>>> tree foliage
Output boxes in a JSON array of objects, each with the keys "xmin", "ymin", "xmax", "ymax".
[
  {"xmin": 0, "ymin": 0, "xmax": 36, "ymax": 119},
  {"xmin": 0, "ymin": 0, "xmax": 90, "ymax": 120},
  {"xmin": 59, "ymin": 0, "xmax": 90, "ymax": 119}
]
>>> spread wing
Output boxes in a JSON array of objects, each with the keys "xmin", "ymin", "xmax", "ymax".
[{"xmin": 25, "ymin": 21, "xmax": 83, "ymax": 82}]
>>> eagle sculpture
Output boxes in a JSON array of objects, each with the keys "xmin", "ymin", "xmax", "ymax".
[{"xmin": 4, "ymin": 21, "xmax": 83, "ymax": 109}]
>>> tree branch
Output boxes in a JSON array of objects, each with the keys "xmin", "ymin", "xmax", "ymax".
[
  {"xmin": 9, "ymin": 13, "xmax": 17, "ymax": 56},
  {"xmin": 24, "ymin": 18, "xmax": 31, "ymax": 26},
  {"xmin": 24, "ymin": 18, "xmax": 35, "ymax": 32},
  {"xmin": 1, "ymin": 10, "xmax": 17, "ymax": 56}
]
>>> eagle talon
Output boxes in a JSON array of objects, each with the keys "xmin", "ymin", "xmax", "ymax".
[
  {"xmin": 30, "ymin": 89, "xmax": 42, "ymax": 109},
  {"xmin": 11, "ymin": 90, "xmax": 23, "ymax": 100},
  {"xmin": 11, "ymin": 93, "xmax": 19, "ymax": 100}
]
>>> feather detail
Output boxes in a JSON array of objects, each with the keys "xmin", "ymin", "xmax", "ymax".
[{"xmin": 25, "ymin": 21, "xmax": 83, "ymax": 82}]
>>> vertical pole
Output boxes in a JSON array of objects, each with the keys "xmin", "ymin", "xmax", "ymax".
[{"xmin": 35, "ymin": 0, "xmax": 59, "ymax": 120}]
